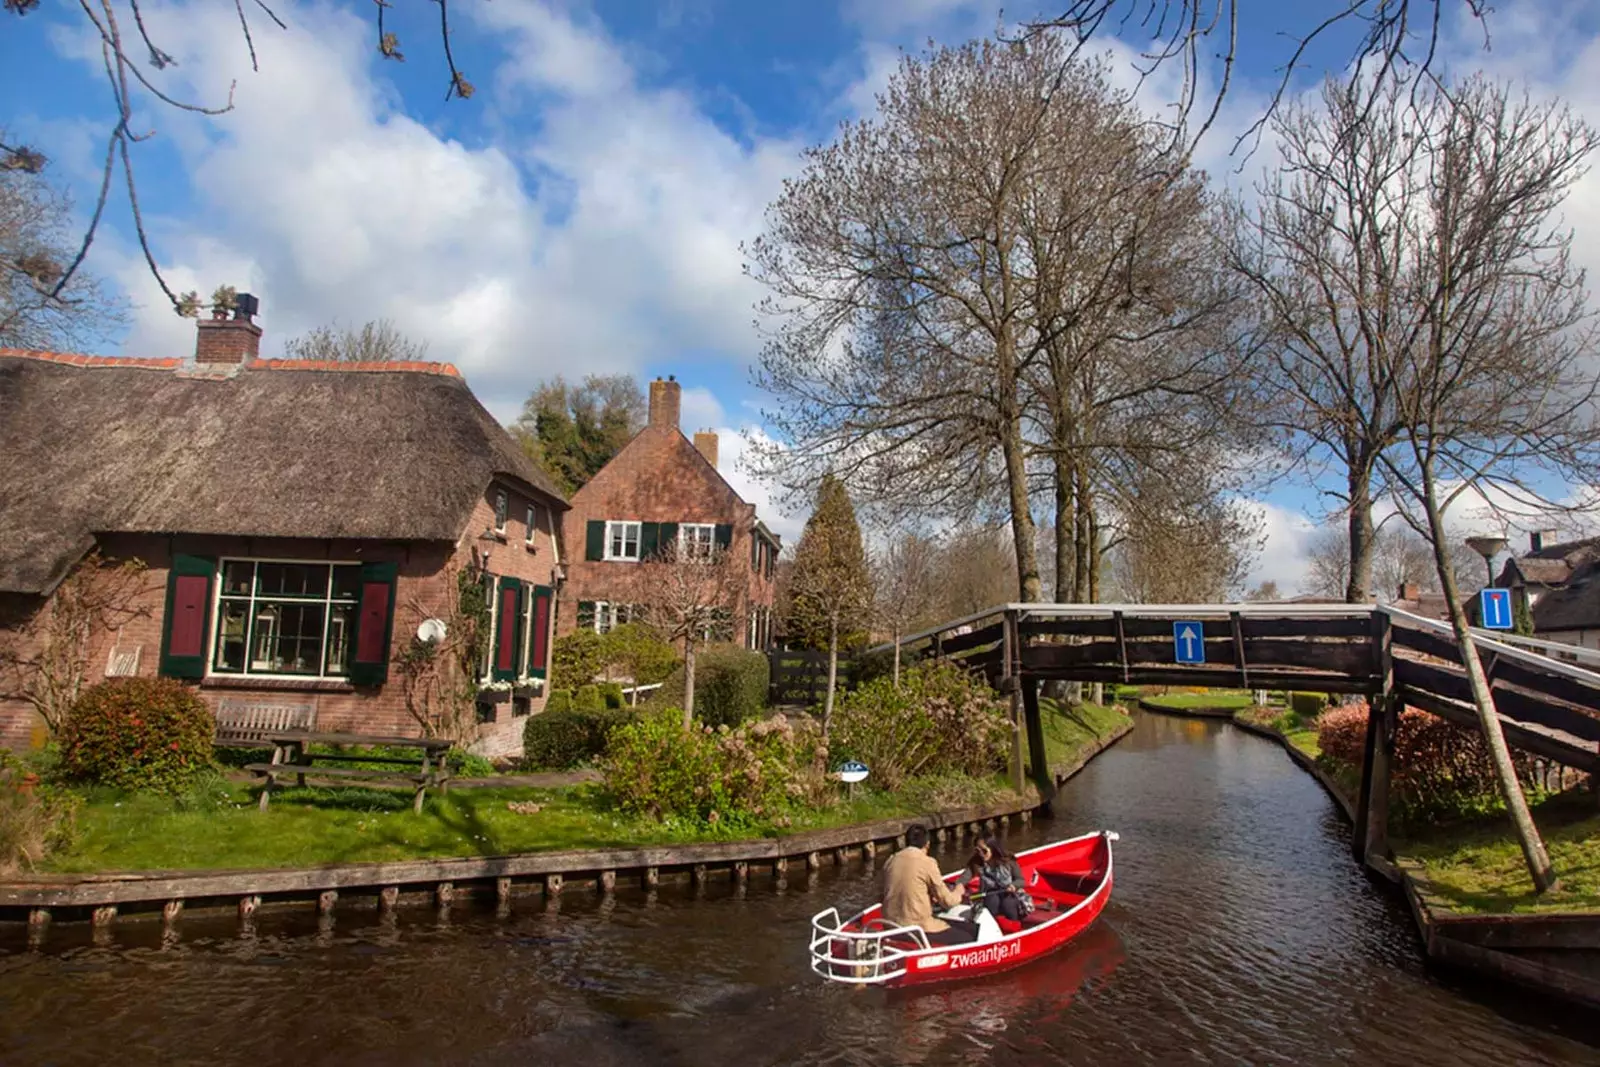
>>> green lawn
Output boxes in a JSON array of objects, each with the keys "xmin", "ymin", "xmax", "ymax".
[
  {"xmin": 1034, "ymin": 698, "xmax": 1131, "ymax": 775},
  {"xmin": 1141, "ymin": 690, "xmax": 1256, "ymax": 711},
  {"xmin": 47, "ymin": 777, "xmax": 1037, "ymax": 874},
  {"xmin": 1234, "ymin": 704, "xmax": 1322, "ymax": 758},
  {"xmin": 1395, "ymin": 793, "xmax": 1600, "ymax": 914}
]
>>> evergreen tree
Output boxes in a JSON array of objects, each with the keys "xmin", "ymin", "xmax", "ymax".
[
  {"xmin": 510, "ymin": 375, "xmax": 645, "ymax": 494},
  {"xmin": 786, "ymin": 475, "xmax": 873, "ymax": 738}
]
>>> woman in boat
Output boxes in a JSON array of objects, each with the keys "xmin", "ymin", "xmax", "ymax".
[{"xmin": 969, "ymin": 836, "xmax": 1031, "ymax": 923}]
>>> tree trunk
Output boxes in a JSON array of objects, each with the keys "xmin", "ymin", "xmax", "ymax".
[
  {"xmin": 823, "ymin": 615, "xmax": 839, "ymax": 740},
  {"xmin": 1346, "ymin": 464, "xmax": 1377, "ymax": 603},
  {"xmin": 892, "ymin": 627, "xmax": 901, "ymax": 689},
  {"xmin": 998, "ymin": 330, "xmax": 1041, "ymax": 602},
  {"xmin": 1054, "ymin": 456, "xmax": 1075, "ymax": 603},
  {"xmin": 682, "ymin": 641, "xmax": 698, "ymax": 731},
  {"xmin": 1073, "ymin": 463, "xmax": 1092, "ymax": 602},
  {"xmin": 1419, "ymin": 461, "xmax": 1558, "ymax": 892}
]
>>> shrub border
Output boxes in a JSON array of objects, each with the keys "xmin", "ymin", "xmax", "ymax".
[{"xmin": 0, "ymin": 720, "xmax": 1133, "ymax": 932}]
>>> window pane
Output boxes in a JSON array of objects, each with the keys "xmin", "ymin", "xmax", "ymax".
[
  {"xmin": 495, "ymin": 491, "xmax": 508, "ymax": 529},
  {"xmin": 331, "ymin": 565, "xmax": 362, "ymax": 602},
  {"xmin": 221, "ymin": 560, "xmax": 255, "ymax": 597},
  {"xmin": 214, "ymin": 601, "xmax": 249, "ymax": 672},
  {"xmin": 326, "ymin": 603, "xmax": 354, "ymax": 675},
  {"xmin": 256, "ymin": 562, "xmax": 328, "ymax": 599},
  {"xmin": 249, "ymin": 600, "xmax": 326, "ymax": 674},
  {"xmin": 526, "ymin": 506, "xmax": 537, "ymax": 542}
]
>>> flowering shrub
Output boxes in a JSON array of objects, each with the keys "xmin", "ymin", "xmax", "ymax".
[
  {"xmin": 1317, "ymin": 702, "xmax": 1542, "ymax": 821},
  {"xmin": 829, "ymin": 662, "xmax": 1010, "ymax": 791},
  {"xmin": 602, "ymin": 710, "xmax": 828, "ymax": 824},
  {"xmin": 58, "ymin": 678, "xmax": 216, "ymax": 793}
]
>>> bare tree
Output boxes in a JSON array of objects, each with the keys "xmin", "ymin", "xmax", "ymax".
[
  {"xmin": 0, "ymin": 550, "xmax": 153, "ymax": 735},
  {"xmin": 1268, "ymin": 70, "xmax": 1599, "ymax": 892},
  {"xmin": 1304, "ymin": 521, "xmax": 1483, "ymax": 601},
  {"xmin": 1103, "ymin": 468, "xmax": 1262, "ymax": 603},
  {"xmin": 623, "ymin": 540, "xmax": 747, "ymax": 730},
  {"xmin": 283, "ymin": 318, "xmax": 431, "ymax": 362},
  {"xmin": 0, "ymin": 143, "xmax": 125, "ymax": 350},
  {"xmin": 870, "ymin": 527, "xmax": 941, "ymax": 686}
]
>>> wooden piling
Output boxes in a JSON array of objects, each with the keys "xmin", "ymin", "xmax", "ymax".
[
  {"xmin": 806, "ymin": 852, "xmax": 821, "ymax": 871},
  {"xmin": 435, "ymin": 882, "xmax": 454, "ymax": 908},
  {"xmin": 600, "ymin": 870, "xmax": 616, "ymax": 894},
  {"xmin": 644, "ymin": 866, "xmax": 660, "ymax": 889},
  {"xmin": 733, "ymin": 861, "xmax": 749, "ymax": 886},
  {"xmin": 380, "ymin": 886, "xmax": 399, "ymax": 912},
  {"xmin": 833, "ymin": 847, "xmax": 847, "ymax": 866},
  {"xmin": 162, "ymin": 899, "xmax": 183, "ymax": 926},
  {"xmin": 545, "ymin": 873, "xmax": 563, "ymax": 897},
  {"xmin": 28, "ymin": 907, "xmax": 49, "ymax": 930},
  {"xmin": 318, "ymin": 890, "xmax": 337, "ymax": 915},
  {"xmin": 238, "ymin": 896, "xmax": 259, "ymax": 921},
  {"xmin": 496, "ymin": 877, "xmax": 512, "ymax": 903},
  {"xmin": 692, "ymin": 863, "xmax": 708, "ymax": 887}
]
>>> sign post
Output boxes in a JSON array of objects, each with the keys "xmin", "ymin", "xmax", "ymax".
[
  {"xmin": 1479, "ymin": 588, "xmax": 1514, "ymax": 630},
  {"xmin": 1173, "ymin": 621, "xmax": 1205, "ymax": 665},
  {"xmin": 836, "ymin": 760, "xmax": 869, "ymax": 800}
]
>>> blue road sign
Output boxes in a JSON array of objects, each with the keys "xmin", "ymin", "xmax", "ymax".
[
  {"xmin": 1173, "ymin": 621, "xmax": 1206, "ymax": 664},
  {"xmin": 836, "ymin": 760, "xmax": 869, "ymax": 783},
  {"xmin": 1480, "ymin": 588, "xmax": 1514, "ymax": 630}
]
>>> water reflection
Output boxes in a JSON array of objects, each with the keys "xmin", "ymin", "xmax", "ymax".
[{"xmin": 2, "ymin": 714, "xmax": 1598, "ymax": 1067}]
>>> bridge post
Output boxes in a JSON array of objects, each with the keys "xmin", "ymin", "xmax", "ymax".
[
  {"xmin": 1022, "ymin": 675, "xmax": 1052, "ymax": 812},
  {"xmin": 1003, "ymin": 609, "xmax": 1024, "ymax": 794},
  {"xmin": 1354, "ymin": 612, "xmax": 1397, "ymax": 865}
]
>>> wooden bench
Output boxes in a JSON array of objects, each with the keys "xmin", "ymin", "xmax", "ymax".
[
  {"xmin": 247, "ymin": 732, "xmax": 454, "ymax": 814},
  {"xmin": 214, "ymin": 697, "xmax": 317, "ymax": 746}
]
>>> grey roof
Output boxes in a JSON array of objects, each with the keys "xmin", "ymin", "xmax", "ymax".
[
  {"xmin": 0, "ymin": 351, "xmax": 566, "ymax": 595},
  {"xmin": 1531, "ymin": 559, "xmax": 1600, "ymax": 633}
]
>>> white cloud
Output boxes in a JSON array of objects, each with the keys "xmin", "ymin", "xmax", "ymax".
[
  {"xmin": 58, "ymin": 0, "xmax": 802, "ymax": 423},
  {"xmin": 1237, "ymin": 499, "xmax": 1319, "ymax": 592}
]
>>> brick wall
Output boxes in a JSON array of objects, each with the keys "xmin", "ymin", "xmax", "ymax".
[
  {"xmin": 557, "ymin": 422, "xmax": 777, "ymax": 644},
  {"xmin": 0, "ymin": 483, "xmax": 562, "ymax": 761}
]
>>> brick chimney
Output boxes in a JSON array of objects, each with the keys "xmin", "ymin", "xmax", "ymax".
[
  {"xmin": 693, "ymin": 429, "xmax": 718, "ymax": 470},
  {"xmin": 1398, "ymin": 581, "xmax": 1421, "ymax": 602},
  {"xmin": 195, "ymin": 293, "xmax": 262, "ymax": 365},
  {"xmin": 648, "ymin": 375, "xmax": 681, "ymax": 430}
]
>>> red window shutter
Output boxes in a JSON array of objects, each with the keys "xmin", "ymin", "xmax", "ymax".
[
  {"xmin": 497, "ymin": 583, "xmax": 519, "ymax": 673},
  {"xmin": 159, "ymin": 554, "xmax": 215, "ymax": 679},
  {"xmin": 349, "ymin": 561, "xmax": 399, "ymax": 687},
  {"xmin": 529, "ymin": 585, "xmax": 554, "ymax": 677}
]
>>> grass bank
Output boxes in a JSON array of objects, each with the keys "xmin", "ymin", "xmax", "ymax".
[
  {"xmin": 1232, "ymin": 704, "xmax": 1600, "ymax": 914},
  {"xmin": 41, "ymin": 704, "xmax": 1129, "ymax": 874},
  {"xmin": 1141, "ymin": 690, "xmax": 1256, "ymax": 713}
]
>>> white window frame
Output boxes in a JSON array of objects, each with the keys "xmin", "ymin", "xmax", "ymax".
[
  {"xmin": 525, "ymin": 504, "xmax": 538, "ymax": 547},
  {"xmin": 592, "ymin": 601, "xmax": 635, "ymax": 635},
  {"xmin": 605, "ymin": 520, "xmax": 642, "ymax": 561},
  {"xmin": 478, "ymin": 571, "xmax": 498, "ymax": 685},
  {"xmin": 680, "ymin": 523, "xmax": 716, "ymax": 561},
  {"xmin": 209, "ymin": 558, "xmax": 363, "ymax": 681},
  {"xmin": 493, "ymin": 490, "xmax": 509, "ymax": 535}
]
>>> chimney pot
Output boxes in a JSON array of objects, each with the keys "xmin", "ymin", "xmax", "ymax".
[
  {"xmin": 648, "ymin": 376, "xmax": 682, "ymax": 430},
  {"xmin": 195, "ymin": 298, "xmax": 263, "ymax": 365}
]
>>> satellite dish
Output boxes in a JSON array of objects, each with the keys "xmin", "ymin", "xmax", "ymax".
[{"xmin": 417, "ymin": 618, "xmax": 448, "ymax": 644}]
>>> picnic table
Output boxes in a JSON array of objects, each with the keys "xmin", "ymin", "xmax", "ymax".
[{"xmin": 245, "ymin": 731, "xmax": 454, "ymax": 814}]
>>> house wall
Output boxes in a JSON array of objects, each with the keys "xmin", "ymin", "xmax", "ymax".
[
  {"xmin": 556, "ymin": 422, "xmax": 778, "ymax": 646},
  {"xmin": 0, "ymin": 485, "xmax": 561, "ymax": 760},
  {"xmin": 1539, "ymin": 629, "xmax": 1600, "ymax": 654}
]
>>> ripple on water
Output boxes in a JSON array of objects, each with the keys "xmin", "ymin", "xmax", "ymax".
[{"xmin": 3, "ymin": 714, "xmax": 1599, "ymax": 1066}]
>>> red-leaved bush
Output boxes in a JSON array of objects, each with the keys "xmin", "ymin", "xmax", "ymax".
[
  {"xmin": 1316, "ymin": 701, "xmax": 1542, "ymax": 819},
  {"xmin": 59, "ymin": 678, "xmax": 216, "ymax": 793}
]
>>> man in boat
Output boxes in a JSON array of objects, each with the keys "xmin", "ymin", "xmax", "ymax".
[{"xmin": 881, "ymin": 824, "xmax": 970, "ymax": 945}]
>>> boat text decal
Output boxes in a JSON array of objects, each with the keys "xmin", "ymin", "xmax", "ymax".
[{"xmin": 948, "ymin": 941, "xmax": 1022, "ymax": 970}]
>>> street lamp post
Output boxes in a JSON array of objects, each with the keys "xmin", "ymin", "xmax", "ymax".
[{"xmin": 1465, "ymin": 534, "xmax": 1509, "ymax": 587}]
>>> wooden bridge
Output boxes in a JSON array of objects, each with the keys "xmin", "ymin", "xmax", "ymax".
[{"xmin": 870, "ymin": 602, "xmax": 1600, "ymax": 865}]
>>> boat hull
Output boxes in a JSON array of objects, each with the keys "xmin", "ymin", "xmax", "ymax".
[{"xmin": 810, "ymin": 829, "xmax": 1116, "ymax": 988}]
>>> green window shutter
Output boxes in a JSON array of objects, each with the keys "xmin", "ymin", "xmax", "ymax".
[
  {"xmin": 577, "ymin": 600, "xmax": 596, "ymax": 632},
  {"xmin": 529, "ymin": 585, "xmax": 554, "ymax": 678},
  {"xmin": 658, "ymin": 523, "xmax": 678, "ymax": 554},
  {"xmin": 586, "ymin": 520, "xmax": 605, "ymax": 561},
  {"xmin": 159, "ymin": 553, "xmax": 216, "ymax": 679},
  {"xmin": 348, "ymin": 561, "xmax": 399, "ymax": 687},
  {"xmin": 492, "ymin": 576, "xmax": 524, "ymax": 682},
  {"xmin": 640, "ymin": 522, "xmax": 660, "ymax": 560},
  {"xmin": 714, "ymin": 524, "xmax": 733, "ymax": 550}
]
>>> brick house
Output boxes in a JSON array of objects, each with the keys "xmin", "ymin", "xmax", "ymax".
[
  {"xmin": 557, "ymin": 376, "xmax": 781, "ymax": 648},
  {"xmin": 1495, "ymin": 531, "xmax": 1600, "ymax": 652},
  {"xmin": 0, "ymin": 299, "xmax": 567, "ymax": 758}
]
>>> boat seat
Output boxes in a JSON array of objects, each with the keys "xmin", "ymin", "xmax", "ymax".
[{"xmin": 1036, "ymin": 869, "xmax": 1101, "ymax": 897}]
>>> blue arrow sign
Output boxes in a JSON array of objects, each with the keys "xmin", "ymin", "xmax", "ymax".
[
  {"xmin": 1480, "ymin": 588, "xmax": 1514, "ymax": 630},
  {"xmin": 1173, "ymin": 621, "xmax": 1206, "ymax": 664}
]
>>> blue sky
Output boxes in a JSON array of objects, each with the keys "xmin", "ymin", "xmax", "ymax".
[{"xmin": 6, "ymin": 0, "xmax": 1600, "ymax": 586}]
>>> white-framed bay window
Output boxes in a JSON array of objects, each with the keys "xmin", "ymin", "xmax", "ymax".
[
  {"xmin": 680, "ymin": 523, "xmax": 715, "ymax": 561},
  {"xmin": 212, "ymin": 560, "xmax": 362, "ymax": 678},
  {"xmin": 605, "ymin": 520, "xmax": 641, "ymax": 561}
]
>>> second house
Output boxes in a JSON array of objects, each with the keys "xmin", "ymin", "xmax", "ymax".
[{"xmin": 558, "ymin": 376, "xmax": 781, "ymax": 649}]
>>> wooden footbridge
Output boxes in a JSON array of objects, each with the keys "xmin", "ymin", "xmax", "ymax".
[{"xmin": 872, "ymin": 602, "xmax": 1600, "ymax": 864}]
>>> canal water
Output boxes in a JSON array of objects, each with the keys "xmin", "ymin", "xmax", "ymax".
[{"xmin": 4, "ymin": 713, "xmax": 1598, "ymax": 1066}]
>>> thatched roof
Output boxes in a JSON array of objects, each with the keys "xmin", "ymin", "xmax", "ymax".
[{"xmin": 0, "ymin": 351, "xmax": 566, "ymax": 595}]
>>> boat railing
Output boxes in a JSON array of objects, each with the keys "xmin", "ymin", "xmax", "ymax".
[{"xmin": 808, "ymin": 907, "xmax": 935, "ymax": 985}]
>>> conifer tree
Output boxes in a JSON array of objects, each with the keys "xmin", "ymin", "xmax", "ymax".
[{"xmin": 786, "ymin": 475, "xmax": 873, "ymax": 738}]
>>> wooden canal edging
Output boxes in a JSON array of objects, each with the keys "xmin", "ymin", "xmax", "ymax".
[
  {"xmin": 1225, "ymin": 710, "xmax": 1600, "ymax": 1011},
  {"xmin": 0, "ymin": 722, "xmax": 1133, "ymax": 936}
]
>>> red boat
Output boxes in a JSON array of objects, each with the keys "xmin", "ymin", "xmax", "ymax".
[{"xmin": 809, "ymin": 829, "xmax": 1117, "ymax": 988}]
